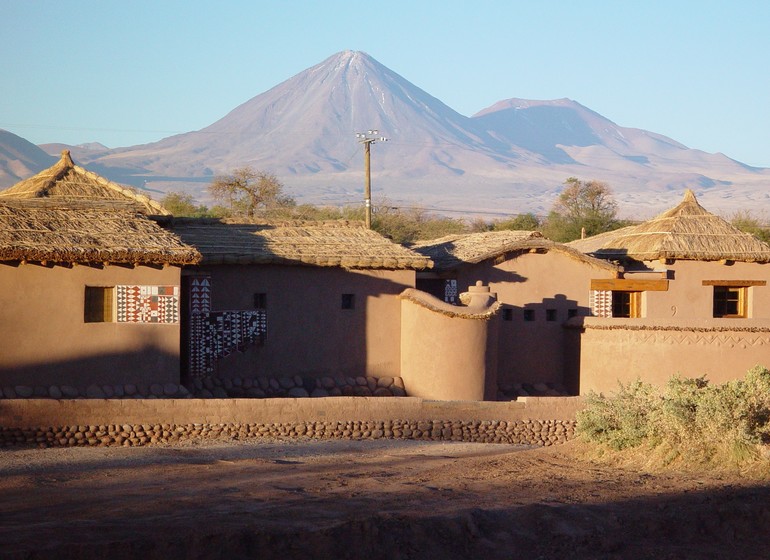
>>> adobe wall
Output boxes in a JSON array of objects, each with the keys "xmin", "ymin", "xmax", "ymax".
[
  {"xmin": 454, "ymin": 251, "xmax": 616, "ymax": 392},
  {"xmin": 399, "ymin": 287, "xmax": 498, "ymax": 401},
  {"xmin": 642, "ymin": 260, "xmax": 770, "ymax": 320},
  {"xmin": 0, "ymin": 396, "xmax": 582, "ymax": 448},
  {"xmin": 0, "ymin": 263, "xmax": 181, "ymax": 388},
  {"xmin": 576, "ymin": 318, "xmax": 770, "ymax": 395},
  {"xmin": 190, "ymin": 266, "xmax": 413, "ymax": 380}
]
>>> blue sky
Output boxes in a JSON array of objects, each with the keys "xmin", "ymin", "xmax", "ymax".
[{"xmin": 2, "ymin": 0, "xmax": 769, "ymax": 167}]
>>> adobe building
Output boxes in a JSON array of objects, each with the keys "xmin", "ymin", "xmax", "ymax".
[
  {"xmin": 0, "ymin": 151, "xmax": 200, "ymax": 392},
  {"xmin": 169, "ymin": 218, "xmax": 432, "ymax": 383},
  {"xmin": 568, "ymin": 190, "xmax": 770, "ymax": 394},
  {"xmin": 412, "ymin": 231, "xmax": 619, "ymax": 396}
]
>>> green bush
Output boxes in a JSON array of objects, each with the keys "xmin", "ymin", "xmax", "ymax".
[{"xmin": 576, "ymin": 367, "xmax": 770, "ymax": 466}]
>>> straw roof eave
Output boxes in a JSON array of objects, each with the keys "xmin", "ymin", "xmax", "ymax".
[
  {"xmin": 170, "ymin": 218, "xmax": 432, "ymax": 270},
  {"xmin": 0, "ymin": 199, "xmax": 200, "ymax": 266},
  {"xmin": 0, "ymin": 150, "xmax": 170, "ymax": 216},
  {"xmin": 574, "ymin": 190, "xmax": 770, "ymax": 264},
  {"xmin": 413, "ymin": 231, "xmax": 619, "ymax": 273}
]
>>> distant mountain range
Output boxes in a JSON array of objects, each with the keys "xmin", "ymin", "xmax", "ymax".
[{"xmin": 3, "ymin": 50, "xmax": 769, "ymax": 218}]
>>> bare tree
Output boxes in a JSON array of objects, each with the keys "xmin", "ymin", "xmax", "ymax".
[
  {"xmin": 209, "ymin": 167, "xmax": 295, "ymax": 217},
  {"xmin": 543, "ymin": 177, "xmax": 623, "ymax": 241}
]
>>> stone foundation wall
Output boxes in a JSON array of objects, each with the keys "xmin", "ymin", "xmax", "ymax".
[
  {"xmin": 0, "ymin": 418, "xmax": 575, "ymax": 448},
  {"xmin": 0, "ymin": 396, "xmax": 582, "ymax": 447}
]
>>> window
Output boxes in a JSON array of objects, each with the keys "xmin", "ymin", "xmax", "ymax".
[
  {"xmin": 546, "ymin": 309, "xmax": 557, "ymax": 322},
  {"xmin": 523, "ymin": 309, "xmax": 535, "ymax": 322},
  {"xmin": 341, "ymin": 293, "xmax": 355, "ymax": 310},
  {"xmin": 567, "ymin": 308, "xmax": 578, "ymax": 319},
  {"xmin": 611, "ymin": 291, "xmax": 641, "ymax": 318},
  {"xmin": 85, "ymin": 286, "xmax": 115, "ymax": 322},
  {"xmin": 253, "ymin": 292, "xmax": 267, "ymax": 310},
  {"xmin": 713, "ymin": 286, "xmax": 746, "ymax": 318},
  {"xmin": 502, "ymin": 308, "xmax": 513, "ymax": 321}
]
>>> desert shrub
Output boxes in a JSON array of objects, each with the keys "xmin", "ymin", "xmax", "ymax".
[
  {"xmin": 576, "ymin": 379, "xmax": 659, "ymax": 450},
  {"xmin": 577, "ymin": 367, "xmax": 770, "ymax": 467}
]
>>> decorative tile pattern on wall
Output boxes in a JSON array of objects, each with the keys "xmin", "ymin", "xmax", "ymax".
[
  {"xmin": 590, "ymin": 289, "xmax": 613, "ymax": 318},
  {"xmin": 444, "ymin": 279, "xmax": 458, "ymax": 304},
  {"xmin": 116, "ymin": 285, "xmax": 180, "ymax": 324},
  {"xmin": 188, "ymin": 276, "xmax": 268, "ymax": 377}
]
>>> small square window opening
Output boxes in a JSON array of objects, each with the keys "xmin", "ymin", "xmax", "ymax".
[
  {"xmin": 254, "ymin": 292, "xmax": 267, "ymax": 309},
  {"xmin": 341, "ymin": 293, "xmax": 355, "ymax": 310},
  {"xmin": 523, "ymin": 309, "xmax": 535, "ymax": 322}
]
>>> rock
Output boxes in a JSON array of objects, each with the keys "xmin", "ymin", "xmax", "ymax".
[
  {"xmin": 377, "ymin": 377, "xmax": 394, "ymax": 388},
  {"xmin": 212, "ymin": 387, "xmax": 228, "ymax": 398},
  {"xmin": 61, "ymin": 385, "xmax": 79, "ymax": 398},
  {"xmin": 321, "ymin": 377, "xmax": 336, "ymax": 389},
  {"xmin": 246, "ymin": 387, "xmax": 266, "ymax": 398},
  {"xmin": 232, "ymin": 377, "xmax": 242, "ymax": 387},
  {"xmin": 355, "ymin": 376, "xmax": 368, "ymax": 386},
  {"xmin": 373, "ymin": 388, "xmax": 392, "ymax": 397},
  {"xmin": 392, "ymin": 377, "xmax": 405, "ymax": 389},
  {"xmin": 163, "ymin": 383, "xmax": 178, "ymax": 396},
  {"xmin": 14, "ymin": 385, "xmax": 33, "ymax": 398},
  {"xmin": 391, "ymin": 386, "xmax": 407, "ymax": 397},
  {"xmin": 288, "ymin": 387, "xmax": 309, "ymax": 398},
  {"xmin": 279, "ymin": 377, "xmax": 295, "ymax": 389},
  {"xmin": 311, "ymin": 388, "xmax": 329, "ymax": 398},
  {"xmin": 366, "ymin": 377, "xmax": 377, "ymax": 391},
  {"xmin": 49, "ymin": 386, "xmax": 62, "ymax": 399},
  {"xmin": 86, "ymin": 385, "xmax": 105, "ymax": 398},
  {"xmin": 113, "ymin": 385, "xmax": 124, "ymax": 397},
  {"xmin": 33, "ymin": 386, "xmax": 48, "ymax": 397},
  {"xmin": 124, "ymin": 384, "xmax": 137, "ymax": 396},
  {"xmin": 200, "ymin": 389, "xmax": 214, "ymax": 398}
]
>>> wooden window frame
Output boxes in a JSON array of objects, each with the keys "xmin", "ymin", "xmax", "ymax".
[
  {"xmin": 611, "ymin": 291, "xmax": 641, "ymax": 318},
  {"xmin": 703, "ymin": 281, "xmax": 764, "ymax": 319},
  {"xmin": 84, "ymin": 286, "xmax": 115, "ymax": 323},
  {"xmin": 712, "ymin": 285, "xmax": 748, "ymax": 318}
]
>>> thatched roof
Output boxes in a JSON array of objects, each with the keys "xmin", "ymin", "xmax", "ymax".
[
  {"xmin": 170, "ymin": 218, "xmax": 433, "ymax": 269},
  {"xmin": 0, "ymin": 150, "xmax": 169, "ymax": 216},
  {"xmin": 411, "ymin": 230, "xmax": 618, "ymax": 273},
  {"xmin": 0, "ymin": 199, "xmax": 200, "ymax": 266},
  {"xmin": 579, "ymin": 190, "xmax": 770, "ymax": 263}
]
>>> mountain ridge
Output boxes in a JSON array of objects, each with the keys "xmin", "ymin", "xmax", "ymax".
[{"xmin": 2, "ymin": 50, "xmax": 768, "ymax": 218}]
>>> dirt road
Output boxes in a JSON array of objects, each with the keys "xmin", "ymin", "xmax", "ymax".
[{"xmin": 2, "ymin": 438, "xmax": 769, "ymax": 559}]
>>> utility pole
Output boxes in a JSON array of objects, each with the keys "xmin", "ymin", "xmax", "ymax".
[{"xmin": 356, "ymin": 130, "xmax": 388, "ymax": 229}]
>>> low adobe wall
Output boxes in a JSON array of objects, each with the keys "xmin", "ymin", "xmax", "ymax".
[
  {"xmin": 576, "ymin": 319, "xmax": 770, "ymax": 395},
  {"xmin": 0, "ymin": 396, "xmax": 582, "ymax": 448}
]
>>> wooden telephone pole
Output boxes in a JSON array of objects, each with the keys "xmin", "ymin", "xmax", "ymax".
[{"xmin": 356, "ymin": 130, "xmax": 388, "ymax": 229}]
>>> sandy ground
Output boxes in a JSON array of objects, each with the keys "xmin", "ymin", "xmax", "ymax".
[{"xmin": 2, "ymin": 438, "xmax": 770, "ymax": 559}]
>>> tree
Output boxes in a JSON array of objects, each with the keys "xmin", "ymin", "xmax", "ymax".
[
  {"xmin": 730, "ymin": 210, "xmax": 770, "ymax": 243},
  {"xmin": 160, "ymin": 192, "xmax": 212, "ymax": 217},
  {"xmin": 492, "ymin": 212, "xmax": 542, "ymax": 232},
  {"xmin": 209, "ymin": 167, "xmax": 295, "ymax": 217},
  {"xmin": 542, "ymin": 177, "xmax": 622, "ymax": 242}
]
